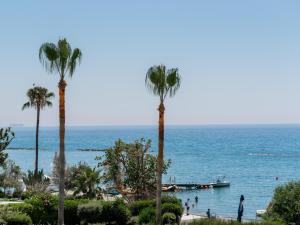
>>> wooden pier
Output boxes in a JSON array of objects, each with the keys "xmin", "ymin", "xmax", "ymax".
[{"xmin": 163, "ymin": 182, "xmax": 230, "ymax": 190}]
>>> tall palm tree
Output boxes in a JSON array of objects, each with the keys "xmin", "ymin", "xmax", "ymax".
[
  {"xmin": 145, "ymin": 64, "xmax": 181, "ymax": 224},
  {"xmin": 22, "ymin": 86, "xmax": 54, "ymax": 181},
  {"xmin": 39, "ymin": 38, "xmax": 82, "ymax": 225}
]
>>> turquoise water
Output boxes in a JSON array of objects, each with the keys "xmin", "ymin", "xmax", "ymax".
[{"xmin": 6, "ymin": 125, "xmax": 300, "ymax": 219}]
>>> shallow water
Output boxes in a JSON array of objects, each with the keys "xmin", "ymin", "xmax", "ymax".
[{"xmin": 6, "ymin": 125, "xmax": 300, "ymax": 219}]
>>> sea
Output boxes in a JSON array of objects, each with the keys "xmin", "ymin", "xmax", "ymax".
[{"xmin": 5, "ymin": 125, "xmax": 300, "ymax": 219}]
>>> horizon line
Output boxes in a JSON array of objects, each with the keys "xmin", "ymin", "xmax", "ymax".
[{"xmin": 5, "ymin": 123, "xmax": 300, "ymax": 128}]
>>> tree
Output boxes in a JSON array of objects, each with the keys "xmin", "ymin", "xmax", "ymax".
[
  {"xmin": 0, "ymin": 127, "xmax": 15, "ymax": 166},
  {"xmin": 145, "ymin": 65, "xmax": 181, "ymax": 224},
  {"xmin": 97, "ymin": 139, "xmax": 171, "ymax": 199},
  {"xmin": 22, "ymin": 86, "xmax": 54, "ymax": 180},
  {"xmin": 69, "ymin": 163, "xmax": 101, "ymax": 198},
  {"xmin": 0, "ymin": 160, "xmax": 24, "ymax": 195},
  {"xmin": 39, "ymin": 38, "xmax": 82, "ymax": 225},
  {"xmin": 267, "ymin": 181, "xmax": 300, "ymax": 224}
]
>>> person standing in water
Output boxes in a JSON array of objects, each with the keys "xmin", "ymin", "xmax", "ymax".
[{"xmin": 237, "ymin": 195, "xmax": 244, "ymax": 222}]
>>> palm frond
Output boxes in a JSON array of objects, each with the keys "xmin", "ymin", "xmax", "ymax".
[
  {"xmin": 68, "ymin": 48, "xmax": 82, "ymax": 77},
  {"xmin": 22, "ymin": 86, "xmax": 55, "ymax": 110},
  {"xmin": 145, "ymin": 64, "xmax": 181, "ymax": 102},
  {"xmin": 166, "ymin": 68, "xmax": 181, "ymax": 98},
  {"xmin": 39, "ymin": 43, "xmax": 59, "ymax": 74},
  {"xmin": 21, "ymin": 102, "xmax": 31, "ymax": 111},
  {"xmin": 39, "ymin": 38, "xmax": 82, "ymax": 79}
]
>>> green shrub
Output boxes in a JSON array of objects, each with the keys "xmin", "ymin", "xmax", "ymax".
[
  {"xmin": 3, "ymin": 212, "xmax": 32, "ymax": 225},
  {"xmin": 111, "ymin": 200, "xmax": 130, "ymax": 225},
  {"xmin": 129, "ymin": 199, "xmax": 155, "ymax": 216},
  {"xmin": 0, "ymin": 218, "xmax": 7, "ymax": 225},
  {"xmin": 267, "ymin": 181, "xmax": 300, "ymax": 224},
  {"xmin": 161, "ymin": 203, "xmax": 183, "ymax": 218},
  {"xmin": 137, "ymin": 207, "xmax": 156, "ymax": 225},
  {"xmin": 24, "ymin": 193, "xmax": 57, "ymax": 225},
  {"xmin": 8, "ymin": 203, "xmax": 33, "ymax": 216},
  {"xmin": 64, "ymin": 199, "xmax": 89, "ymax": 225},
  {"xmin": 162, "ymin": 196, "xmax": 181, "ymax": 206},
  {"xmin": 78, "ymin": 200, "xmax": 129, "ymax": 225},
  {"xmin": 162, "ymin": 212, "xmax": 176, "ymax": 225},
  {"xmin": 77, "ymin": 202, "xmax": 103, "ymax": 225}
]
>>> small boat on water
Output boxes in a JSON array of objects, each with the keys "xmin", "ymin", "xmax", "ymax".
[{"xmin": 209, "ymin": 176, "xmax": 230, "ymax": 188}]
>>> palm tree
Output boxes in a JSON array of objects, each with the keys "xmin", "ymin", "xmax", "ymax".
[
  {"xmin": 22, "ymin": 86, "xmax": 54, "ymax": 181},
  {"xmin": 39, "ymin": 38, "xmax": 82, "ymax": 225},
  {"xmin": 145, "ymin": 64, "xmax": 181, "ymax": 224}
]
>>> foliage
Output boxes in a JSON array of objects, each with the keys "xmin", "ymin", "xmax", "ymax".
[
  {"xmin": 129, "ymin": 196, "xmax": 181, "ymax": 217},
  {"xmin": 162, "ymin": 212, "xmax": 176, "ymax": 225},
  {"xmin": 97, "ymin": 138, "xmax": 171, "ymax": 198},
  {"xmin": 145, "ymin": 65, "xmax": 181, "ymax": 102},
  {"xmin": 267, "ymin": 181, "xmax": 300, "ymax": 224},
  {"xmin": 2, "ymin": 212, "xmax": 32, "ymax": 225},
  {"xmin": 23, "ymin": 170, "xmax": 50, "ymax": 186},
  {"xmin": 77, "ymin": 202, "xmax": 103, "ymax": 225},
  {"xmin": 24, "ymin": 193, "xmax": 58, "ymax": 224},
  {"xmin": 64, "ymin": 199, "xmax": 89, "ymax": 225},
  {"xmin": 8, "ymin": 203, "xmax": 34, "ymax": 217},
  {"xmin": 0, "ymin": 218, "xmax": 6, "ymax": 225},
  {"xmin": 39, "ymin": 38, "xmax": 82, "ymax": 79},
  {"xmin": 77, "ymin": 200, "xmax": 129, "ymax": 225},
  {"xmin": 22, "ymin": 86, "xmax": 54, "ymax": 111},
  {"xmin": 21, "ymin": 182, "xmax": 50, "ymax": 200},
  {"xmin": 65, "ymin": 162, "xmax": 101, "ymax": 198},
  {"xmin": 129, "ymin": 199, "xmax": 155, "ymax": 216},
  {"xmin": 52, "ymin": 154, "xmax": 102, "ymax": 198},
  {"xmin": 161, "ymin": 203, "xmax": 183, "ymax": 218},
  {"xmin": 162, "ymin": 196, "xmax": 182, "ymax": 205},
  {"xmin": 0, "ymin": 160, "xmax": 24, "ymax": 196},
  {"xmin": 137, "ymin": 207, "xmax": 156, "ymax": 225},
  {"xmin": 0, "ymin": 128, "xmax": 15, "ymax": 166}
]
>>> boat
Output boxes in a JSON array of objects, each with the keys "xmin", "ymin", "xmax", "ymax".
[
  {"xmin": 162, "ymin": 185, "xmax": 178, "ymax": 192},
  {"xmin": 209, "ymin": 176, "xmax": 230, "ymax": 188},
  {"xmin": 256, "ymin": 209, "xmax": 266, "ymax": 217}
]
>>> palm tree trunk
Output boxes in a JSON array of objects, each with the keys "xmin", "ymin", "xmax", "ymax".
[
  {"xmin": 34, "ymin": 106, "xmax": 40, "ymax": 182},
  {"xmin": 58, "ymin": 79, "xmax": 66, "ymax": 225},
  {"xmin": 156, "ymin": 102, "xmax": 165, "ymax": 225}
]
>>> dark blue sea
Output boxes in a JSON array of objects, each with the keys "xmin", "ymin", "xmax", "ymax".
[{"xmin": 6, "ymin": 125, "xmax": 300, "ymax": 219}]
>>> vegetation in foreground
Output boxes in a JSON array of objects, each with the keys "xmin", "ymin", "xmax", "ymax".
[
  {"xmin": 0, "ymin": 194, "xmax": 183, "ymax": 225},
  {"xmin": 266, "ymin": 181, "xmax": 300, "ymax": 225}
]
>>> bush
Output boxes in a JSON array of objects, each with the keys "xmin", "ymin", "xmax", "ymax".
[
  {"xmin": 78, "ymin": 200, "xmax": 129, "ymax": 225},
  {"xmin": 161, "ymin": 203, "xmax": 183, "ymax": 218},
  {"xmin": 77, "ymin": 202, "xmax": 103, "ymax": 225},
  {"xmin": 0, "ymin": 218, "xmax": 6, "ymax": 225},
  {"xmin": 162, "ymin": 196, "xmax": 181, "ymax": 206},
  {"xmin": 137, "ymin": 207, "xmax": 156, "ymax": 225},
  {"xmin": 162, "ymin": 212, "xmax": 176, "ymax": 225},
  {"xmin": 8, "ymin": 203, "xmax": 33, "ymax": 217},
  {"xmin": 24, "ymin": 193, "xmax": 57, "ymax": 225},
  {"xmin": 3, "ymin": 212, "xmax": 32, "ymax": 225},
  {"xmin": 64, "ymin": 199, "xmax": 89, "ymax": 225},
  {"xmin": 267, "ymin": 181, "xmax": 300, "ymax": 224},
  {"xmin": 111, "ymin": 200, "xmax": 130, "ymax": 225},
  {"xmin": 129, "ymin": 199, "xmax": 155, "ymax": 216}
]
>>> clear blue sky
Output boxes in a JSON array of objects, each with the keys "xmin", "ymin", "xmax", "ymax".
[{"xmin": 1, "ymin": 1, "xmax": 300, "ymax": 126}]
